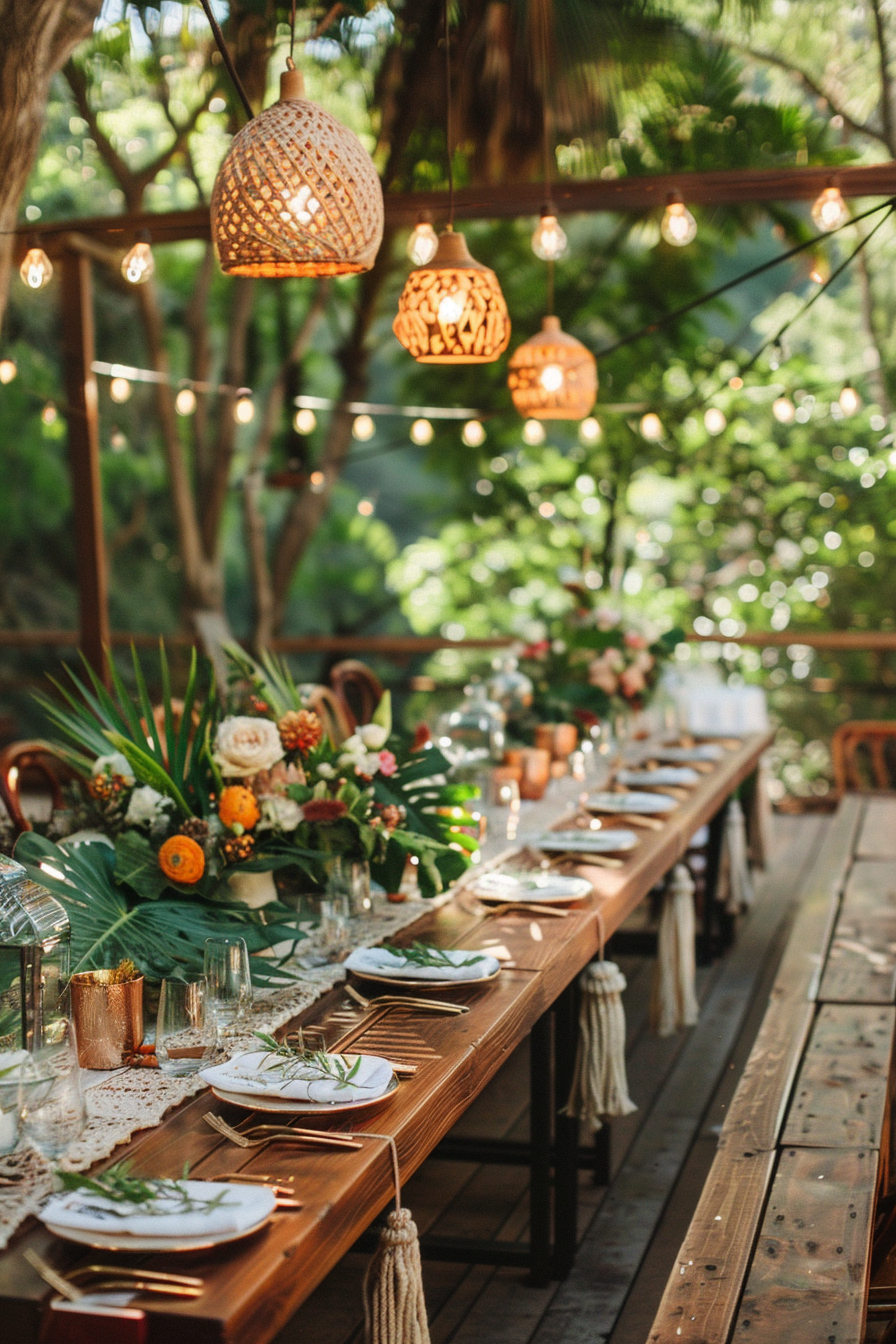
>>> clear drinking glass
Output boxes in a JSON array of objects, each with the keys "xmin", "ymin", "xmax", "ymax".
[
  {"xmin": 155, "ymin": 977, "xmax": 216, "ymax": 1077},
  {"xmin": 319, "ymin": 895, "xmax": 350, "ymax": 960},
  {"xmin": 20, "ymin": 1019, "xmax": 85, "ymax": 1159},
  {"xmin": 203, "ymin": 936, "xmax": 252, "ymax": 1032}
]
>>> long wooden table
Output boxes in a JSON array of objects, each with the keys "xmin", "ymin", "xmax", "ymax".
[{"xmin": 0, "ymin": 733, "xmax": 770, "ymax": 1344}]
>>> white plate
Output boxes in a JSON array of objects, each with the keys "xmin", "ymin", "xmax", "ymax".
[
  {"xmin": 210, "ymin": 1073, "xmax": 400, "ymax": 1114},
  {"xmin": 350, "ymin": 963, "xmax": 501, "ymax": 990},
  {"xmin": 655, "ymin": 745, "xmax": 723, "ymax": 763},
  {"xmin": 616, "ymin": 767, "xmax": 699, "ymax": 787},
  {"xmin": 585, "ymin": 791, "xmax": 677, "ymax": 815},
  {"xmin": 471, "ymin": 873, "xmax": 593, "ymax": 904},
  {"xmin": 43, "ymin": 1208, "xmax": 273, "ymax": 1253},
  {"xmin": 530, "ymin": 829, "xmax": 639, "ymax": 854}
]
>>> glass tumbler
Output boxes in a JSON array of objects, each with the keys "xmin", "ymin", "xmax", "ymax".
[
  {"xmin": 319, "ymin": 895, "xmax": 351, "ymax": 960},
  {"xmin": 155, "ymin": 977, "xmax": 216, "ymax": 1077},
  {"xmin": 204, "ymin": 936, "xmax": 252, "ymax": 1032},
  {"xmin": 20, "ymin": 1019, "xmax": 85, "ymax": 1159}
]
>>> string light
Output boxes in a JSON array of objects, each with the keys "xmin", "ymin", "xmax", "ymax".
[
  {"xmin": 704, "ymin": 407, "xmax": 726, "ymax": 435},
  {"xmin": 640, "ymin": 412, "xmax": 663, "ymax": 440},
  {"xmin": 838, "ymin": 384, "xmax": 861, "ymax": 416},
  {"xmin": 660, "ymin": 193, "xmax": 697, "ymax": 247},
  {"xmin": 19, "ymin": 247, "xmax": 53, "ymax": 290},
  {"xmin": 0, "ymin": 360, "xmax": 17, "ymax": 384},
  {"xmin": 121, "ymin": 238, "xmax": 155, "ymax": 285},
  {"xmin": 352, "ymin": 414, "xmax": 375, "ymax": 441},
  {"xmin": 357, "ymin": 498, "xmax": 375, "ymax": 516},
  {"xmin": 41, "ymin": 400, "xmax": 58, "ymax": 425},
  {"xmin": 294, "ymin": 408, "xmax": 317, "ymax": 434},
  {"xmin": 407, "ymin": 217, "xmax": 438, "ymax": 266},
  {"xmin": 234, "ymin": 390, "xmax": 254, "ymax": 423},
  {"xmin": 309, "ymin": 469, "xmax": 326, "ymax": 492},
  {"xmin": 522, "ymin": 419, "xmax": 546, "ymax": 445},
  {"xmin": 531, "ymin": 210, "xmax": 568, "ymax": 262},
  {"xmin": 410, "ymin": 417, "xmax": 434, "ymax": 445},
  {"xmin": 462, "ymin": 419, "xmax": 486, "ymax": 447},
  {"xmin": 109, "ymin": 376, "xmax": 132, "ymax": 403},
  {"xmin": 812, "ymin": 182, "xmax": 849, "ymax": 232},
  {"xmin": 772, "ymin": 396, "xmax": 796, "ymax": 424},
  {"xmin": 175, "ymin": 387, "xmax": 197, "ymax": 416},
  {"xmin": 579, "ymin": 416, "xmax": 601, "ymax": 443}
]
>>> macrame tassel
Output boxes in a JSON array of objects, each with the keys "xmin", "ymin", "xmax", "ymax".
[
  {"xmin": 362, "ymin": 1135, "xmax": 430, "ymax": 1344},
  {"xmin": 651, "ymin": 863, "xmax": 699, "ymax": 1037},
  {"xmin": 722, "ymin": 797, "xmax": 754, "ymax": 915},
  {"xmin": 565, "ymin": 960, "xmax": 637, "ymax": 1132}
]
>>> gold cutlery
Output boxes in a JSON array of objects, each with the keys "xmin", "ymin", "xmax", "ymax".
[
  {"xmin": 344, "ymin": 983, "xmax": 468, "ymax": 1015},
  {"xmin": 546, "ymin": 852, "xmax": 624, "ymax": 869},
  {"xmin": 204, "ymin": 1113, "xmax": 363, "ymax": 1151},
  {"xmin": 24, "ymin": 1250, "xmax": 202, "ymax": 1299},
  {"xmin": 206, "ymin": 1174, "xmax": 301, "ymax": 1208},
  {"xmin": 477, "ymin": 900, "xmax": 570, "ymax": 918},
  {"xmin": 590, "ymin": 811, "xmax": 664, "ymax": 830},
  {"xmin": 66, "ymin": 1266, "xmax": 204, "ymax": 1288}
]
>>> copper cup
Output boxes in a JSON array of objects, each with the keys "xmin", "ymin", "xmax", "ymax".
[
  {"xmin": 534, "ymin": 722, "xmax": 579, "ymax": 762},
  {"xmin": 517, "ymin": 747, "xmax": 552, "ymax": 800},
  {"xmin": 71, "ymin": 971, "xmax": 144, "ymax": 1069}
]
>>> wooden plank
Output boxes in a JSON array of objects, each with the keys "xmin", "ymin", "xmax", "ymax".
[
  {"xmin": 733, "ymin": 1146, "xmax": 879, "ymax": 1344},
  {"xmin": 780, "ymin": 1003, "xmax": 895, "ymax": 1150},
  {"xmin": 856, "ymin": 796, "xmax": 896, "ymax": 860},
  {"xmin": 818, "ymin": 859, "xmax": 896, "ymax": 1004}
]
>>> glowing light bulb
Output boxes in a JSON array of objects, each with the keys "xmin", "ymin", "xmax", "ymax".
[
  {"xmin": 438, "ymin": 291, "xmax": 465, "ymax": 325},
  {"xmin": 309, "ymin": 470, "xmax": 326, "ymax": 492},
  {"xmin": 704, "ymin": 407, "xmax": 726, "ymax": 435},
  {"xmin": 294, "ymin": 408, "xmax": 317, "ymax": 434},
  {"xmin": 41, "ymin": 400, "xmax": 58, "ymax": 425},
  {"xmin": 839, "ymin": 385, "xmax": 861, "ymax": 416},
  {"xmin": 352, "ymin": 414, "xmax": 375, "ymax": 441},
  {"xmin": 579, "ymin": 416, "xmax": 601, "ymax": 443},
  {"xmin": 175, "ymin": 387, "xmax": 197, "ymax": 416},
  {"xmin": 234, "ymin": 393, "xmax": 254, "ymax": 424},
  {"xmin": 462, "ymin": 419, "xmax": 486, "ymax": 448},
  {"xmin": 640, "ymin": 412, "xmax": 663, "ymax": 440},
  {"xmin": 539, "ymin": 363, "xmax": 565, "ymax": 393},
  {"xmin": 811, "ymin": 184, "xmax": 849, "ymax": 232},
  {"xmin": 772, "ymin": 396, "xmax": 796, "ymax": 424},
  {"xmin": 121, "ymin": 240, "xmax": 154, "ymax": 285},
  {"xmin": 109, "ymin": 376, "xmax": 132, "ymax": 403},
  {"xmin": 523, "ymin": 419, "xmax": 546, "ymax": 446},
  {"xmin": 0, "ymin": 360, "xmax": 17, "ymax": 384},
  {"xmin": 661, "ymin": 196, "xmax": 697, "ymax": 247},
  {"xmin": 410, "ymin": 417, "xmax": 434, "ymax": 445},
  {"xmin": 19, "ymin": 247, "xmax": 53, "ymax": 290},
  {"xmin": 531, "ymin": 212, "xmax": 568, "ymax": 262},
  {"xmin": 357, "ymin": 498, "xmax": 375, "ymax": 516},
  {"xmin": 407, "ymin": 220, "xmax": 438, "ymax": 266}
]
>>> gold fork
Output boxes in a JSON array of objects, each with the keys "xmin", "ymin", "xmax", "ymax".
[
  {"xmin": 24, "ymin": 1250, "xmax": 202, "ymax": 1299},
  {"xmin": 344, "ymin": 983, "xmax": 468, "ymax": 1015},
  {"xmin": 204, "ymin": 1112, "xmax": 363, "ymax": 1151},
  {"xmin": 67, "ymin": 1265, "xmax": 203, "ymax": 1288}
]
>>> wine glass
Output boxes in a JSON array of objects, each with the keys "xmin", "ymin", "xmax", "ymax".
[
  {"xmin": 203, "ymin": 936, "xmax": 252, "ymax": 1032},
  {"xmin": 155, "ymin": 977, "xmax": 216, "ymax": 1077}
]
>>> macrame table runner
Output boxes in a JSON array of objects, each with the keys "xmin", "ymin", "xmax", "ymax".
[{"xmin": 0, "ymin": 899, "xmax": 433, "ymax": 1249}]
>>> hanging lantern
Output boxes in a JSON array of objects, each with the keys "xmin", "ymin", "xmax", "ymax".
[
  {"xmin": 393, "ymin": 228, "xmax": 510, "ymax": 364},
  {"xmin": 661, "ymin": 192, "xmax": 697, "ymax": 247},
  {"xmin": 507, "ymin": 316, "xmax": 596, "ymax": 420},
  {"xmin": 211, "ymin": 65, "xmax": 384, "ymax": 277},
  {"xmin": 812, "ymin": 183, "xmax": 849, "ymax": 232},
  {"xmin": 407, "ymin": 216, "xmax": 438, "ymax": 266},
  {"xmin": 121, "ymin": 238, "xmax": 154, "ymax": 285},
  {"xmin": 19, "ymin": 247, "xmax": 53, "ymax": 290}
]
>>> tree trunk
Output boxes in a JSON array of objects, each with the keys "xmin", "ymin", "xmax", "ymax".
[{"xmin": 0, "ymin": 0, "xmax": 104, "ymax": 331}]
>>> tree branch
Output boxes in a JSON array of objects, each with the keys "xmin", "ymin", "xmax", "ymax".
[
  {"xmin": 869, "ymin": 0, "xmax": 896, "ymax": 153},
  {"xmin": 64, "ymin": 58, "xmax": 142, "ymax": 207}
]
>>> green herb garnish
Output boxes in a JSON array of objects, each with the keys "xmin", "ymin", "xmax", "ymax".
[
  {"xmin": 55, "ymin": 1160, "xmax": 236, "ymax": 1219},
  {"xmin": 252, "ymin": 1032, "xmax": 367, "ymax": 1093},
  {"xmin": 380, "ymin": 941, "xmax": 486, "ymax": 970}
]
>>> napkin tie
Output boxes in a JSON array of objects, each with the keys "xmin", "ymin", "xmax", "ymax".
[
  {"xmin": 360, "ymin": 1133, "xmax": 429, "ymax": 1344},
  {"xmin": 650, "ymin": 863, "xmax": 699, "ymax": 1036},
  {"xmin": 564, "ymin": 913, "xmax": 637, "ymax": 1132}
]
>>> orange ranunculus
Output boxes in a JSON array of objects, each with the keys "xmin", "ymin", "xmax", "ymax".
[
  {"xmin": 158, "ymin": 834, "xmax": 205, "ymax": 884},
  {"xmin": 218, "ymin": 785, "xmax": 261, "ymax": 831}
]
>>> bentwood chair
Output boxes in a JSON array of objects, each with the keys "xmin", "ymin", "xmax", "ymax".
[
  {"xmin": 0, "ymin": 740, "xmax": 77, "ymax": 837},
  {"xmin": 831, "ymin": 720, "xmax": 896, "ymax": 795},
  {"xmin": 329, "ymin": 660, "xmax": 383, "ymax": 733}
]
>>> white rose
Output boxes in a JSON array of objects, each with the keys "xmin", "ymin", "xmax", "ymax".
[
  {"xmin": 317, "ymin": 762, "xmax": 337, "ymax": 779},
  {"xmin": 213, "ymin": 716, "xmax": 285, "ymax": 778},
  {"xmin": 257, "ymin": 796, "xmax": 303, "ymax": 832},
  {"xmin": 125, "ymin": 785, "xmax": 173, "ymax": 828},
  {"xmin": 357, "ymin": 723, "xmax": 389, "ymax": 750},
  {"xmin": 93, "ymin": 752, "xmax": 135, "ymax": 784}
]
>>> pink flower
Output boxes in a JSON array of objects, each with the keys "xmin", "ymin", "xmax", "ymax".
[
  {"xmin": 624, "ymin": 631, "xmax": 648, "ymax": 650},
  {"xmin": 378, "ymin": 750, "xmax": 398, "ymax": 777},
  {"xmin": 620, "ymin": 666, "xmax": 647, "ymax": 698},
  {"xmin": 589, "ymin": 658, "xmax": 619, "ymax": 695}
]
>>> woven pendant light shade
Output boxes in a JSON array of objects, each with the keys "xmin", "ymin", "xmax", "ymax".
[
  {"xmin": 393, "ymin": 228, "xmax": 510, "ymax": 363},
  {"xmin": 211, "ymin": 67, "xmax": 384, "ymax": 277},
  {"xmin": 507, "ymin": 316, "xmax": 597, "ymax": 419}
]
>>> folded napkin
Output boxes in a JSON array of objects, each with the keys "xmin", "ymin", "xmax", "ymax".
[
  {"xmin": 345, "ymin": 945, "xmax": 500, "ymax": 982},
  {"xmin": 656, "ymin": 744, "xmax": 723, "ymax": 763},
  {"xmin": 617, "ymin": 767, "xmax": 699, "ymax": 787},
  {"xmin": 201, "ymin": 1049, "xmax": 393, "ymax": 1103},
  {"xmin": 42, "ymin": 1180, "xmax": 274, "ymax": 1239}
]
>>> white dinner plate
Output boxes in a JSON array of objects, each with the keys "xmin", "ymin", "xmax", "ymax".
[
  {"xmin": 349, "ymin": 963, "xmax": 501, "ymax": 991},
  {"xmin": 654, "ymin": 745, "xmax": 723, "ymax": 763},
  {"xmin": 43, "ymin": 1209, "xmax": 273, "ymax": 1253},
  {"xmin": 529, "ymin": 828, "xmax": 639, "ymax": 855},
  {"xmin": 210, "ymin": 1073, "xmax": 400, "ymax": 1115},
  {"xmin": 585, "ymin": 790, "xmax": 677, "ymax": 815},
  {"xmin": 471, "ymin": 873, "xmax": 593, "ymax": 904},
  {"xmin": 616, "ymin": 767, "xmax": 699, "ymax": 787}
]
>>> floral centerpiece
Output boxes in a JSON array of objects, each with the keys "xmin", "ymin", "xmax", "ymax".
[{"xmin": 14, "ymin": 645, "xmax": 477, "ymax": 983}]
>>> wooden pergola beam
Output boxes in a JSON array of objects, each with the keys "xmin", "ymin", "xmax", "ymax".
[{"xmin": 17, "ymin": 162, "xmax": 896, "ymax": 255}]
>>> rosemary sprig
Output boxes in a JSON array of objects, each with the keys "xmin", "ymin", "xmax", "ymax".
[
  {"xmin": 380, "ymin": 941, "xmax": 486, "ymax": 970},
  {"xmin": 251, "ymin": 1032, "xmax": 367, "ymax": 1092},
  {"xmin": 55, "ymin": 1161, "xmax": 236, "ymax": 1219}
]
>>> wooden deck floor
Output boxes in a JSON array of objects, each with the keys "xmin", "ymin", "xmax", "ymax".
[{"xmin": 274, "ymin": 813, "xmax": 824, "ymax": 1344}]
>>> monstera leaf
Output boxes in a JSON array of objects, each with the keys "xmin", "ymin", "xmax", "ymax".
[{"xmin": 370, "ymin": 744, "xmax": 477, "ymax": 897}]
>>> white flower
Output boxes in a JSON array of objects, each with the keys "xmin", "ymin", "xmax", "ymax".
[
  {"xmin": 257, "ymin": 796, "xmax": 303, "ymax": 833},
  {"xmin": 317, "ymin": 762, "xmax": 337, "ymax": 779},
  {"xmin": 359, "ymin": 752, "xmax": 383, "ymax": 776},
  {"xmin": 93, "ymin": 752, "xmax": 134, "ymax": 784},
  {"xmin": 357, "ymin": 722, "xmax": 389, "ymax": 750},
  {"xmin": 213, "ymin": 716, "xmax": 284, "ymax": 778},
  {"xmin": 125, "ymin": 785, "xmax": 173, "ymax": 828}
]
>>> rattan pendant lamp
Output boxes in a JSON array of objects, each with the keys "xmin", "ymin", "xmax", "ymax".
[
  {"xmin": 203, "ymin": 0, "xmax": 384, "ymax": 277},
  {"xmin": 392, "ymin": 0, "xmax": 510, "ymax": 363}
]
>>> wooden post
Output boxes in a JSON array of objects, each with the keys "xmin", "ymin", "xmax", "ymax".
[{"xmin": 59, "ymin": 249, "xmax": 110, "ymax": 683}]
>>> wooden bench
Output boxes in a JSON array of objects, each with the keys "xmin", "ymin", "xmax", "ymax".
[{"xmin": 647, "ymin": 794, "xmax": 896, "ymax": 1344}]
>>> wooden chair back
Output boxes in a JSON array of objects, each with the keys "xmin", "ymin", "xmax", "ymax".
[
  {"xmin": 831, "ymin": 720, "xmax": 896, "ymax": 794},
  {"xmin": 0, "ymin": 741, "xmax": 76, "ymax": 836},
  {"xmin": 303, "ymin": 685, "xmax": 354, "ymax": 747},
  {"xmin": 329, "ymin": 660, "xmax": 383, "ymax": 733}
]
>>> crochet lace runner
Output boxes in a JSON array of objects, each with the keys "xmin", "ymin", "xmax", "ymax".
[{"xmin": 0, "ymin": 900, "xmax": 431, "ymax": 1249}]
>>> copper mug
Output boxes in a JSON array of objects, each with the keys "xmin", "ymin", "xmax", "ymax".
[
  {"xmin": 534, "ymin": 722, "xmax": 579, "ymax": 762},
  {"xmin": 514, "ymin": 747, "xmax": 552, "ymax": 800},
  {"xmin": 71, "ymin": 971, "xmax": 144, "ymax": 1069}
]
